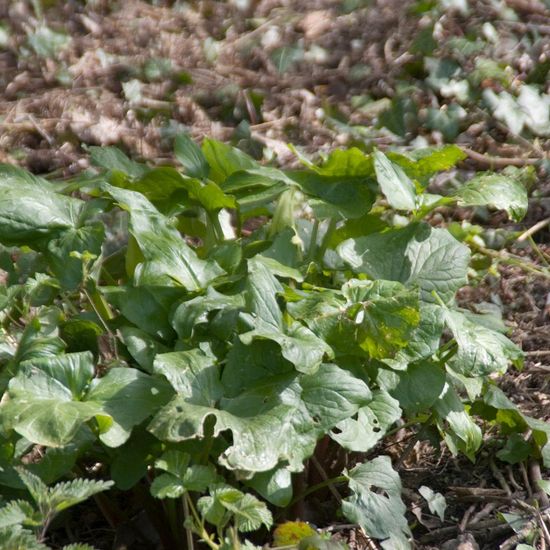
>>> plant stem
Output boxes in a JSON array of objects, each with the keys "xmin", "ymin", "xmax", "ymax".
[
  {"xmin": 83, "ymin": 286, "xmax": 119, "ymax": 360},
  {"xmin": 288, "ymin": 475, "xmax": 347, "ymax": 507},
  {"xmin": 182, "ymin": 494, "xmax": 195, "ymax": 550},
  {"xmin": 316, "ymin": 218, "xmax": 337, "ymax": 263},
  {"xmin": 185, "ymin": 493, "xmax": 220, "ymax": 550},
  {"xmin": 306, "ymin": 219, "xmax": 320, "ymax": 263},
  {"xmin": 470, "ymin": 242, "xmax": 550, "ymax": 279}
]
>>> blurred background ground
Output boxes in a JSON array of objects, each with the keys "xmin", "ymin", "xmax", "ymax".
[{"xmin": 1, "ymin": 0, "xmax": 550, "ymax": 548}]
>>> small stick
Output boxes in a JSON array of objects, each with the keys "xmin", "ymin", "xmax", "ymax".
[
  {"xmin": 490, "ymin": 458, "xmax": 513, "ymax": 496},
  {"xmin": 461, "ymin": 147, "xmax": 542, "ymax": 168},
  {"xmin": 517, "ymin": 218, "xmax": 550, "ymax": 242},
  {"xmin": 310, "ymin": 455, "xmax": 342, "ymax": 504}
]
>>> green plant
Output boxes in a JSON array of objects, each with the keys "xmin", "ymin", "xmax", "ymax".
[
  {"xmin": 0, "ymin": 135, "xmax": 546, "ymax": 548},
  {"xmin": 0, "ymin": 467, "xmax": 111, "ymax": 549}
]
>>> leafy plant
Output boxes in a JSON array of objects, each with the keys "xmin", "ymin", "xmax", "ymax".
[
  {"xmin": 0, "ymin": 135, "xmax": 544, "ymax": 548},
  {"xmin": 0, "ymin": 467, "xmax": 111, "ymax": 549}
]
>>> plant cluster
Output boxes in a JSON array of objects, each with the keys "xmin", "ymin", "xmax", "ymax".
[{"xmin": 0, "ymin": 135, "xmax": 547, "ymax": 549}]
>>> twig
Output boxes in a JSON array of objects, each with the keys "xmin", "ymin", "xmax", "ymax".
[
  {"xmin": 310, "ymin": 455, "xmax": 343, "ymax": 504},
  {"xmin": 490, "ymin": 458, "xmax": 513, "ymax": 496},
  {"xmin": 530, "ymin": 460, "xmax": 550, "ymax": 508},
  {"xmin": 461, "ymin": 147, "xmax": 542, "ymax": 168},
  {"xmin": 520, "ymin": 461, "xmax": 533, "ymax": 500},
  {"xmin": 517, "ymin": 218, "xmax": 550, "ymax": 242}
]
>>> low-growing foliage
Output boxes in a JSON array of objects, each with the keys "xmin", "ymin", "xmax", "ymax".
[{"xmin": 0, "ymin": 135, "xmax": 546, "ymax": 549}]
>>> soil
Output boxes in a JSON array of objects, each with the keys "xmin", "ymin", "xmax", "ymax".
[{"xmin": 1, "ymin": 0, "xmax": 549, "ymax": 548}]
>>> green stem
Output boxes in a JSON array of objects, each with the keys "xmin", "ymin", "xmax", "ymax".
[
  {"xmin": 306, "ymin": 219, "xmax": 320, "ymax": 263},
  {"xmin": 185, "ymin": 493, "xmax": 219, "ymax": 550},
  {"xmin": 316, "ymin": 218, "xmax": 337, "ymax": 263},
  {"xmin": 470, "ymin": 242, "xmax": 550, "ymax": 279},
  {"xmin": 83, "ymin": 287, "xmax": 119, "ymax": 360},
  {"xmin": 182, "ymin": 495, "xmax": 195, "ymax": 550},
  {"xmin": 288, "ymin": 475, "xmax": 347, "ymax": 508}
]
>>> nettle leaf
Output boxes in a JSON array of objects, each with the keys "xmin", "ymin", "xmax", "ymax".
[
  {"xmin": 342, "ymin": 456, "xmax": 410, "ymax": 546},
  {"xmin": 174, "ymin": 133, "xmax": 210, "ymax": 180},
  {"xmin": 0, "ymin": 526, "xmax": 49, "ymax": 550},
  {"xmin": 45, "ymin": 477, "xmax": 114, "ymax": 513},
  {"xmin": 151, "ymin": 450, "xmax": 217, "ymax": 498},
  {"xmin": 338, "ymin": 222, "xmax": 470, "ymax": 303},
  {"xmin": 444, "ymin": 309, "xmax": 523, "ymax": 377},
  {"xmin": 198, "ymin": 484, "xmax": 273, "ymax": 532},
  {"xmin": 331, "ymin": 390, "xmax": 401, "ymax": 453},
  {"xmin": 104, "ymin": 184, "xmax": 224, "ymax": 289},
  {"xmin": 373, "ymin": 150, "xmax": 417, "ymax": 211},
  {"xmin": 221, "ymin": 492, "xmax": 273, "ymax": 532},
  {"xmin": 456, "ymin": 172, "xmax": 528, "ymax": 222},
  {"xmin": 0, "ymin": 500, "xmax": 40, "ymax": 529}
]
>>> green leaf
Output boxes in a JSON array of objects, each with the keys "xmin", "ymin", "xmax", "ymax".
[
  {"xmin": 151, "ymin": 451, "xmax": 217, "ymax": 498},
  {"xmin": 171, "ymin": 288, "xmax": 245, "ymax": 340},
  {"xmin": 86, "ymin": 367, "xmax": 173, "ymax": 447},
  {"xmin": 318, "ymin": 147, "xmax": 374, "ymax": 176},
  {"xmin": 342, "ymin": 280, "xmax": 420, "ymax": 359},
  {"xmin": 246, "ymin": 467, "xmax": 293, "ymax": 507},
  {"xmin": 245, "ymin": 259, "xmax": 283, "ymax": 330},
  {"xmin": 299, "ymin": 363, "xmax": 372, "ymax": 428},
  {"xmin": 392, "ymin": 362, "xmax": 446, "ymax": 414},
  {"xmin": 89, "ymin": 146, "xmax": 147, "ymax": 178},
  {"xmin": 45, "ymin": 223, "xmax": 105, "ymax": 290},
  {"xmin": 174, "ymin": 133, "xmax": 210, "ymax": 179},
  {"xmin": 0, "ymin": 526, "xmax": 49, "ymax": 550},
  {"xmin": 290, "ymin": 171, "xmax": 375, "ymax": 219},
  {"xmin": 119, "ymin": 327, "xmax": 168, "ymax": 373},
  {"xmin": 151, "ymin": 364, "xmax": 370, "ymax": 473},
  {"xmin": 434, "ymin": 383, "xmax": 482, "ymax": 459},
  {"xmin": 342, "ymin": 456, "xmax": 410, "ymax": 544},
  {"xmin": 110, "ymin": 429, "xmax": 158, "ymax": 489},
  {"xmin": 331, "ymin": 390, "xmax": 401, "ymax": 452},
  {"xmin": 0, "ymin": 178, "xmax": 84, "ymax": 247},
  {"xmin": 373, "ymin": 150, "xmax": 417, "ymax": 211},
  {"xmin": 153, "ymin": 349, "xmax": 223, "ymax": 405},
  {"xmin": 218, "ymin": 491, "xmax": 273, "ymax": 532},
  {"xmin": 104, "ymin": 184, "xmax": 224, "ymax": 289},
  {"xmin": 444, "ymin": 309, "xmax": 523, "ymax": 376},
  {"xmin": 456, "ymin": 172, "xmax": 528, "ymax": 222},
  {"xmin": 338, "ymin": 223, "xmax": 470, "ymax": 303},
  {"xmin": 496, "ymin": 433, "xmax": 532, "ymax": 464},
  {"xmin": 1, "ymin": 354, "xmax": 101, "ymax": 447},
  {"xmin": 239, "ymin": 320, "xmax": 332, "ymax": 375},
  {"xmin": 202, "ymin": 139, "xmax": 257, "ymax": 184},
  {"xmin": 419, "ymin": 486, "xmax": 446, "ymax": 521},
  {"xmin": 0, "ymin": 500, "xmax": 39, "ymax": 529},
  {"xmin": 45, "ymin": 477, "xmax": 114, "ymax": 513}
]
